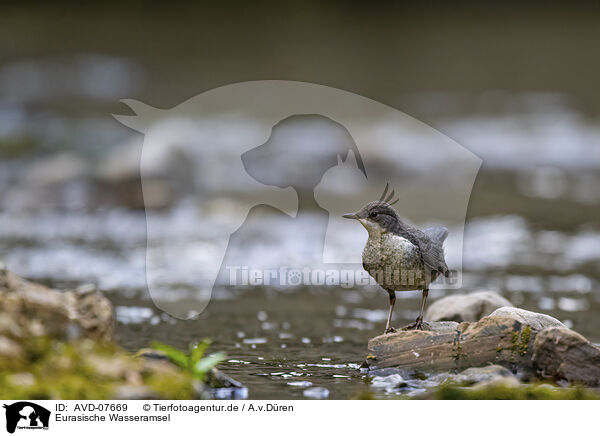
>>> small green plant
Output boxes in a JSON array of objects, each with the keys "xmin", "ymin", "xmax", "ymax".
[{"xmin": 152, "ymin": 340, "xmax": 225, "ymax": 382}]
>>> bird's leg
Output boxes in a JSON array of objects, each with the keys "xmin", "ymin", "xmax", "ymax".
[
  {"xmin": 415, "ymin": 289, "xmax": 429, "ymax": 329},
  {"xmin": 384, "ymin": 292, "xmax": 396, "ymax": 334},
  {"xmin": 403, "ymin": 289, "xmax": 428, "ymax": 330}
]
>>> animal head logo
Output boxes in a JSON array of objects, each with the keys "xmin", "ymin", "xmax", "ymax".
[
  {"xmin": 315, "ymin": 150, "xmax": 369, "ymax": 264},
  {"xmin": 3, "ymin": 402, "xmax": 50, "ymax": 434},
  {"xmin": 114, "ymin": 80, "xmax": 481, "ymax": 319}
]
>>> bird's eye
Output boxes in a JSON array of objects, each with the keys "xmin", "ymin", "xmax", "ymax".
[{"xmin": 369, "ymin": 211, "xmax": 378, "ymax": 218}]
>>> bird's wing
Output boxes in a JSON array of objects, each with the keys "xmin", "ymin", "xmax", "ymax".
[{"xmin": 405, "ymin": 226, "xmax": 449, "ymax": 278}]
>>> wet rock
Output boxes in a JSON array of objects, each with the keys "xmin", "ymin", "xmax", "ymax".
[
  {"xmin": 419, "ymin": 321, "xmax": 460, "ymax": 333},
  {"xmin": 370, "ymin": 373, "xmax": 406, "ymax": 394},
  {"xmin": 0, "ymin": 264, "xmax": 114, "ymax": 344},
  {"xmin": 453, "ymin": 365, "xmax": 515, "ymax": 385},
  {"xmin": 368, "ymin": 315, "xmax": 537, "ymax": 372},
  {"xmin": 425, "ymin": 291, "xmax": 513, "ymax": 323},
  {"xmin": 532, "ymin": 327, "xmax": 600, "ymax": 386},
  {"xmin": 206, "ymin": 367, "xmax": 246, "ymax": 389},
  {"xmin": 489, "ymin": 307, "xmax": 566, "ymax": 330},
  {"xmin": 210, "ymin": 385, "xmax": 249, "ymax": 400},
  {"xmin": 367, "ymin": 305, "xmax": 600, "ymax": 388},
  {"xmin": 303, "ymin": 386, "xmax": 330, "ymax": 399}
]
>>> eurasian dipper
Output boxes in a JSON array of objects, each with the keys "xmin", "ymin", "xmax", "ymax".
[{"xmin": 343, "ymin": 184, "xmax": 449, "ymax": 333}]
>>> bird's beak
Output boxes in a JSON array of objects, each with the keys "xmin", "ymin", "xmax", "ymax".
[{"xmin": 342, "ymin": 213, "xmax": 359, "ymax": 220}]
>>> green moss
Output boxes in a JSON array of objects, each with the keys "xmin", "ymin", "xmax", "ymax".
[
  {"xmin": 352, "ymin": 391, "xmax": 376, "ymax": 400},
  {"xmin": 144, "ymin": 373, "xmax": 195, "ymax": 399},
  {"xmin": 519, "ymin": 326, "xmax": 532, "ymax": 356},
  {"xmin": 509, "ymin": 330, "xmax": 520, "ymax": 363},
  {"xmin": 511, "ymin": 331, "xmax": 519, "ymax": 348},
  {"xmin": 433, "ymin": 383, "xmax": 600, "ymax": 400},
  {"xmin": 0, "ymin": 337, "xmax": 196, "ymax": 400},
  {"xmin": 453, "ymin": 334, "xmax": 463, "ymax": 364},
  {"xmin": 0, "ymin": 342, "xmax": 118, "ymax": 400}
]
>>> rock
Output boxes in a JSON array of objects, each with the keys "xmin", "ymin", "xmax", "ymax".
[
  {"xmin": 425, "ymin": 291, "xmax": 513, "ymax": 322},
  {"xmin": 25, "ymin": 153, "xmax": 89, "ymax": 186},
  {"xmin": 453, "ymin": 364, "xmax": 515, "ymax": 385},
  {"xmin": 472, "ymin": 375, "xmax": 521, "ymax": 390},
  {"xmin": 95, "ymin": 140, "xmax": 178, "ymax": 210},
  {"xmin": 489, "ymin": 307, "xmax": 566, "ymax": 330},
  {"xmin": 0, "ymin": 266, "xmax": 242, "ymax": 400},
  {"xmin": 370, "ymin": 373, "xmax": 406, "ymax": 394},
  {"xmin": 0, "ymin": 265, "xmax": 114, "ymax": 343},
  {"xmin": 431, "ymin": 379, "xmax": 600, "ymax": 400},
  {"xmin": 85, "ymin": 354, "xmax": 137, "ymax": 380},
  {"xmin": 0, "ymin": 337, "xmax": 197, "ymax": 399},
  {"xmin": 206, "ymin": 367, "xmax": 246, "ymax": 389},
  {"xmin": 368, "ymin": 315, "xmax": 537, "ymax": 372},
  {"xmin": 303, "ymin": 387, "xmax": 330, "ymax": 399},
  {"xmin": 96, "ymin": 140, "xmax": 141, "ymax": 183},
  {"xmin": 367, "ymin": 306, "xmax": 600, "ymax": 388},
  {"xmin": 420, "ymin": 321, "xmax": 460, "ymax": 333},
  {"xmin": 532, "ymin": 327, "xmax": 600, "ymax": 386},
  {"xmin": 66, "ymin": 291, "xmax": 114, "ymax": 340}
]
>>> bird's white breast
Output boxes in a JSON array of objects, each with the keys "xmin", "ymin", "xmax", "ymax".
[
  {"xmin": 362, "ymin": 231, "xmax": 426, "ymax": 291},
  {"xmin": 382, "ymin": 233, "xmax": 418, "ymax": 252}
]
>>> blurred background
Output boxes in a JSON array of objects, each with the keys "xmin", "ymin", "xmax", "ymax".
[{"xmin": 1, "ymin": 1, "xmax": 599, "ymax": 399}]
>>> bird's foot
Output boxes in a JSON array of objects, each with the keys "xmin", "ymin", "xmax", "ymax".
[
  {"xmin": 402, "ymin": 317, "xmax": 424, "ymax": 331},
  {"xmin": 384, "ymin": 327, "xmax": 397, "ymax": 334}
]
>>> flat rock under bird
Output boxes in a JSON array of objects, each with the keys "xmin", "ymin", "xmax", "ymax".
[{"xmin": 343, "ymin": 185, "xmax": 449, "ymax": 333}]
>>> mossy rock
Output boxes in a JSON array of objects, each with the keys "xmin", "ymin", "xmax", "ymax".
[
  {"xmin": 432, "ymin": 382, "xmax": 600, "ymax": 400},
  {"xmin": 0, "ymin": 266, "xmax": 238, "ymax": 400},
  {"xmin": 0, "ymin": 338, "xmax": 197, "ymax": 400},
  {"xmin": 0, "ymin": 338, "xmax": 196, "ymax": 400}
]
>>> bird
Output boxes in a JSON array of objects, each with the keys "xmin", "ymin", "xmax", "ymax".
[{"xmin": 342, "ymin": 184, "xmax": 449, "ymax": 333}]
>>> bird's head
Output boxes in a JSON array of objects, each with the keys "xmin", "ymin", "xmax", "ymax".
[
  {"xmin": 342, "ymin": 201, "xmax": 400, "ymax": 235},
  {"xmin": 342, "ymin": 183, "xmax": 401, "ymax": 234}
]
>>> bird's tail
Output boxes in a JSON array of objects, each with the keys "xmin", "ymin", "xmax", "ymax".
[
  {"xmin": 425, "ymin": 226, "xmax": 450, "ymax": 277},
  {"xmin": 424, "ymin": 226, "xmax": 448, "ymax": 244}
]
